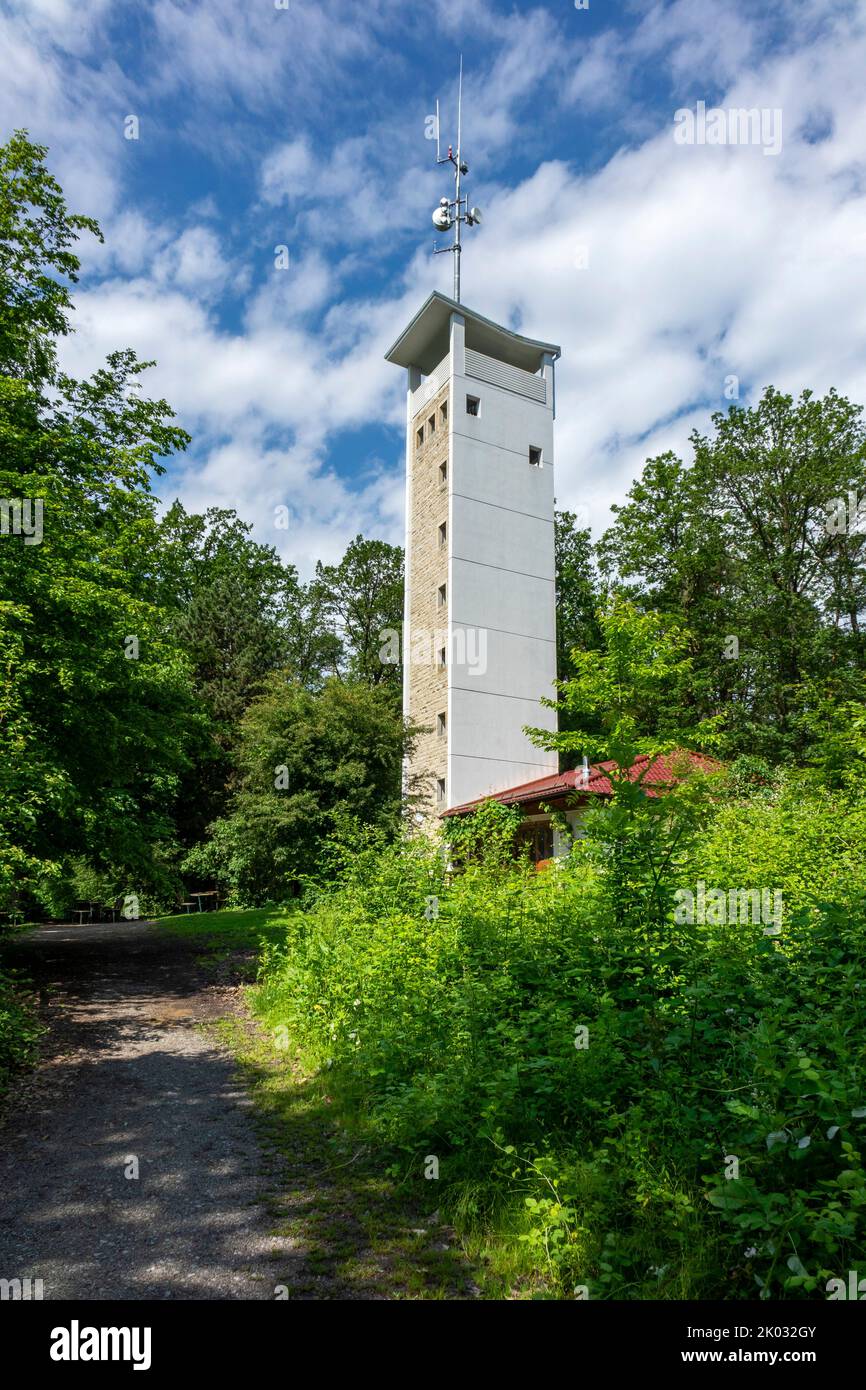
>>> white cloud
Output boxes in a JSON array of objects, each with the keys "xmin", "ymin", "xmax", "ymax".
[
  {"xmin": 431, "ymin": 3, "xmax": 866, "ymax": 537},
  {"xmin": 564, "ymin": 30, "xmax": 630, "ymax": 112},
  {"xmin": 631, "ymin": 0, "xmax": 761, "ymax": 87},
  {"xmin": 260, "ymin": 139, "xmax": 315, "ymax": 204},
  {"xmin": 151, "ymin": 226, "xmax": 235, "ymax": 297},
  {"xmin": 9, "ymin": 0, "xmax": 866, "ymax": 569}
]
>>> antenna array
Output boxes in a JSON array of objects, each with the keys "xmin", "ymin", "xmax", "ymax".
[{"xmin": 430, "ymin": 56, "xmax": 483, "ymax": 304}]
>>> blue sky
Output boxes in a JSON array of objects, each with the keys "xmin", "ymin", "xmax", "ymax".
[{"xmin": 3, "ymin": 0, "xmax": 866, "ymax": 574}]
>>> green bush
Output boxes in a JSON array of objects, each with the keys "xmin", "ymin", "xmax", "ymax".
[
  {"xmin": 253, "ymin": 791, "xmax": 866, "ymax": 1299},
  {"xmin": 0, "ymin": 966, "xmax": 42, "ymax": 1094},
  {"xmin": 685, "ymin": 772, "xmax": 866, "ymax": 922}
]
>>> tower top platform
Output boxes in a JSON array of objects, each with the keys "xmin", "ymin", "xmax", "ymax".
[{"xmin": 384, "ymin": 291, "xmax": 560, "ymax": 377}]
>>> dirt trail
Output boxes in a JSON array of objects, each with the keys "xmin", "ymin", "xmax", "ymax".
[
  {"xmin": 0, "ymin": 920, "xmax": 476, "ymax": 1302},
  {"xmin": 0, "ymin": 920, "xmax": 297, "ymax": 1300}
]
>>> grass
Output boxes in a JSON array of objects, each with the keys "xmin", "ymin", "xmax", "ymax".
[
  {"xmin": 153, "ymin": 906, "xmax": 293, "ymax": 957},
  {"xmin": 211, "ymin": 1014, "xmax": 479, "ymax": 1299}
]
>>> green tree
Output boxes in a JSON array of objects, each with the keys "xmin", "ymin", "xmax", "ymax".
[
  {"xmin": 186, "ymin": 675, "xmax": 409, "ymax": 904},
  {"xmin": 0, "ymin": 129, "xmax": 101, "ymax": 384},
  {"xmin": 554, "ymin": 508, "xmax": 604, "ymax": 759},
  {"xmin": 528, "ymin": 597, "xmax": 719, "ymax": 934},
  {"xmin": 691, "ymin": 387, "xmax": 866, "ymax": 715},
  {"xmin": 554, "ymin": 507, "xmax": 603, "ymax": 676},
  {"xmin": 156, "ymin": 503, "xmax": 308, "ymax": 844},
  {"xmin": 600, "ymin": 390, "xmax": 866, "ymax": 758},
  {"xmin": 0, "ymin": 133, "xmax": 199, "ymax": 909},
  {"xmin": 598, "ymin": 451, "xmax": 731, "ymax": 633},
  {"xmin": 313, "ymin": 534, "xmax": 404, "ymax": 694}
]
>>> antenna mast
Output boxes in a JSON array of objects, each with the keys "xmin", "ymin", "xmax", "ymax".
[{"xmin": 431, "ymin": 55, "xmax": 483, "ymax": 303}]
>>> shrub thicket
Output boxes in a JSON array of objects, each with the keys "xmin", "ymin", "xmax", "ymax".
[{"xmin": 254, "ymin": 784, "xmax": 866, "ymax": 1299}]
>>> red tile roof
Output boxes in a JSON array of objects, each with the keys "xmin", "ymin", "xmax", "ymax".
[{"xmin": 442, "ymin": 750, "xmax": 721, "ymax": 817}]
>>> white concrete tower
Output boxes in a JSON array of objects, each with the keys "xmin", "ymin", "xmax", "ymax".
[{"xmin": 385, "ymin": 292, "xmax": 560, "ymax": 818}]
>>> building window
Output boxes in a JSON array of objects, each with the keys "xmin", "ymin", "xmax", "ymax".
[
  {"xmin": 529, "ymin": 446, "xmax": 543, "ymax": 467},
  {"xmin": 517, "ymin": 821, "xmax": 555, "ymax": 865},
  {"xmin": 437, "ymin": 583, "xmax": 446, "ymax": 608},
  {"xmin": 438, "ymin": 646, "xmax": 447, "ymax": 670},
  {"xmin": 466, "ymin": 394, "xmax": 480, "ymax": 416},
  {"xmin": 438, "ymin": 460, "xmax": 447, "ymax": 488},
  {"xmin": 416, "ymin": 425, "xmax": 424, "ymax": 447},
  {"xmin": 440, "ymin": 401, "xmax": 448, "ymax": 425},
  {"xmin": 436, "ymin": 777, "xmax": 446, "ymax": 804},
  {"xmin": 438, "ymin": 521, "xmax": 446, "ymax": 548},
  {"xmin": 437, "ymin": 711, "xmax": 446, "ymax": 737},
  {"xmin": 428, "ymin": 413, "xmax": 436, "ymax": 435}
]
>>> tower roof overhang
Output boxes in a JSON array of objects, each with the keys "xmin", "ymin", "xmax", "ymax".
[{"xmin": 385, "ymin": 291, "xmax": 561, "ymax": 376}]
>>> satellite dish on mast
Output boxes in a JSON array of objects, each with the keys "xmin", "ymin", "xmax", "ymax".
[{"xmin": 466, "ymin": 206, "xmax": 483, "ymax": 227}]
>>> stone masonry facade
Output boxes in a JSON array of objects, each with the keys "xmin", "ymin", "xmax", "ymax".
[{"xmin": 407, "ymin": 380, "xmax": 450, "ymax": 817}]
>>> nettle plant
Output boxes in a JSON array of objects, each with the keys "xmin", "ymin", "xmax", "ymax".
[{"xmin": 702, "ymin": 900, "xmax": 866, "ymax": 1298}]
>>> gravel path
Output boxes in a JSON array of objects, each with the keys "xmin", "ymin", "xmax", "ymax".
[{"xmin": 0, "ymin": 921, "xmax": 287, "ymax": 1300}]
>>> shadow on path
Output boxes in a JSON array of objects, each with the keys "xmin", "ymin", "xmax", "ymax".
[
  {"xmin": 0, "ymin": 922, "xmax": 301, "ymax": 1300},
  {"xmin": 0, "ymin": 921, "xmax": 476, "ymax": 1301}
]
